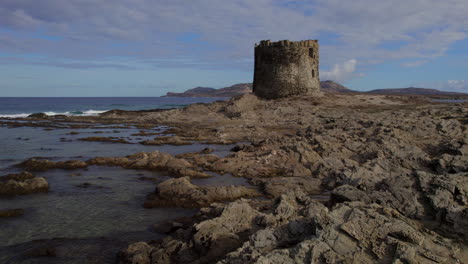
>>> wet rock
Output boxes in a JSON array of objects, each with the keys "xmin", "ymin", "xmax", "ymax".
[
  {"xmin": 88, "ymin": 151, "xmax": 211, "ymax": 178},
  {"xmin": 143, "ymin": 177, "xmax": 261, "ymax": 208},
  {"xmin": 0, "ymin": 208, "xmax": 24, "ymax": 218},
  {"xmin": 140, "ymin": 136, "xmax": 192, "ymax": 146},
  {"xmin": 28, "ymin": 112, "xmax": 48, "ymax": 119},
  {"xmin": 17, "ymin": 151, "xmax": 211, "ymax": 179},
  {"xmin": 200, "ymin": 147, "xmax": 214, "ymax": 154},
  {"xmin": 0, "ymin": 172, "xmax": 49, "ymax": 196},
  {"xmin": 0, "ymin": 171, "xmax": 35, "ymax": 181},
  {"xmin": 79, "ymin": 136, "xmax": 132, "ymax": 144},
  {"xmin": 76, "ymin": 182, "xmax": 93, "ymax": 188},
  {"xmin": 152, "ymin": 217, "xmax": 193, "ymax": 234},
  {"xmin": 118, "ymin": 242, "xmax": 153, "ymax": 264},
  {"xmin": 230, "ymin": 144, "xmax": 249, "ymax": 152},
  {"xmin": 18, "ymin": 158, "xmax": 88, "ymax": 171}
]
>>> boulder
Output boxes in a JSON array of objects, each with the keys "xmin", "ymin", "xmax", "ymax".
[
  {"xmin": 28, "ymin": 112, "xmax": 48, "ymax": 119},
  {"xmin": 143, "ymin": 177, "xmax": 261, "ymax": 208},
  {"xmin": 0, "ymin": 172, "xmax": 49, "ymax": 196}
]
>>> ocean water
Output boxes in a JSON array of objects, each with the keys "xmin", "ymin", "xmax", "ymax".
[
  {"xmin": 0, "ymin": 97, "xmax": 247, "ymax": 263},
  {"xmin": 0, "ymin": 123, "xmax": 238, "ymax": 247},
  {"xmin": 0, "ymin": 97, "xmax": 227, "ymax": 118}
]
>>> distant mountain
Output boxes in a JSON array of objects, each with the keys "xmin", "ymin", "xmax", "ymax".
[
  {"xmin": 165, "ymin": 83, "xmax": 252, "ymax": 97},
  {"xmin": 320, "ymin": 80, "xmax": 355, "ymax": 93},
  {"xmin": 165, "ymin": 82, "xmax": 466, "ymax": 98},
  {"xmin": 165, "ymin": 81, "xmax": 355, "ymax": 97},
  {"xmin": 366, "ymin": 87, "xmax": 467, "ymax": 96}
]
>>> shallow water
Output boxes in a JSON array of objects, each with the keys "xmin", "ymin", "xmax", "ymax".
[
  {"xmin": 0, "ymin": 125, "xmax": 232, "ymax": 172},
  {"xmin": 0, "ymin": 166, "xmax": 192, "ymax": 247},
  {"xmin": 0, "ymin": 123, "xmax": 236, "ymax": 255}
]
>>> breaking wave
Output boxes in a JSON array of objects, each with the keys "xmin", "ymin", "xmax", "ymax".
[{"xmin": 0, "ymin": 109, "xmax": 109, "ymax": 118}]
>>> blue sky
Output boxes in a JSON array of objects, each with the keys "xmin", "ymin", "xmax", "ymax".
[{"xmin": 0, "ymin": 0, "xmax": 467, "ymax": 96}]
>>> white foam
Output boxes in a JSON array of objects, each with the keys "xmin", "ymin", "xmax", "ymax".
[
  {"xmin": 0, "ymin": 109, "xmax": 109, "ymax": 118},
  {"xmin": 82, "ymin": 110, "xmax": 108, "ymax": 115},
  {"xmin": 44, "ymin": 111, "xmax": 71, "ymax": 116},
  {"xmin": 0, "ymin": 113, "xmax": 31, "ymax": 118}
]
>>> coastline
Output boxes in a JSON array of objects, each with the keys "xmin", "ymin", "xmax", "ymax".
[{"xmin": 0, "ymin": 92, "xmax": 467, "ymax": 263}]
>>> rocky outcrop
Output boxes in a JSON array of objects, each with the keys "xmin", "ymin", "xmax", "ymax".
[
  {"xmin": 120, "ymin": 191, "xmax": 466, "ymax": 264},
  {"xmin": 0, "ymin": 172, "xmax": 48, "ymax": 196},
  {"xmin": 416, "ymin": 171, "xmax": 468, "ymax": 237},
  {"xmin": 18, "ymin": 159, "xmax": 88, "ymax": 171},
  {"xmin": 143, "ymin": 177, "xmax": 260, "ymax": 208},
  {"xmin": 88, "ymin": 151, "xmax": 211, "ymax": 179},
  {"xmin": 253, "ymin": 176, "xmax": 322, "ymax": 198},
  {"xmin": 140, "ymin": 136, "xmax": 192, "ymax": 146},
  {"xmin": 27, "ymin": 112, "xmax": 48, "ymax": 119},
  {"xmin": 18, "ymin": 151, "xmax": 211, "ymax": 179},
  {"xmin": 78, "ymin": 136, "xmax": 132, "ymax": 144}
]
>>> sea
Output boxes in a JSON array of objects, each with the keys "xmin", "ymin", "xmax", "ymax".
[
  {"xmin": 0, "ymin": 97, "xmax": 227, "ymax": 118},
  {"xmin": 0, "ymin": 96, "xmax": 245, "ymax": 263}
]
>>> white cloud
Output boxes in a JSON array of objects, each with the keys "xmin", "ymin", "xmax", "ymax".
[
  {"xmin": 413, "ymin": 80, "xmax": 468, "ymax": 93},
  {"xmin": 0, "ymin": 0, "xmax": 466, "ymax": 71},
  {"xmin": 321, "ymin": 59, "xmax": 359, "ymax": 82}
]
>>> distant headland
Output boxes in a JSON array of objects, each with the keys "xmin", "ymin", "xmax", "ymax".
[{"xmin": 165, "ymin": 80, "xmax": 468, "ymax": 98}]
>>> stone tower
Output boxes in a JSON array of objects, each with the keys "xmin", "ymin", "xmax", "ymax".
[{"xmin": 253, "ymin": 40, "xmax": 320, "ymax": 99}]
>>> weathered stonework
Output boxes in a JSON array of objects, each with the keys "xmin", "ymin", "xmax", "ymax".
[{"xmin": 253, "ymin": 40, "xmax": 320, "ymax": 99}]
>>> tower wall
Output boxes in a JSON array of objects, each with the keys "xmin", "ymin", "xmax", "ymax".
[{"xmin": 253, "ymin": 40, "xmax": 320, "ymax": 99}]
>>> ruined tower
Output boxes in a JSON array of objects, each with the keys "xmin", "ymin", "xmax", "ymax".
[{"xmin": 253, "ymin": 40, "xmax": 320, "ymax": 99}]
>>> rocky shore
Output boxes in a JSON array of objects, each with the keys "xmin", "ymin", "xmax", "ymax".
[{"xmin": 2, "ymin": 93, "xmax": 467, "ymax": 263}]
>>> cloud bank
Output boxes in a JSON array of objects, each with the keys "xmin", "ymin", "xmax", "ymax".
[{"xmin": 0, "ymin": 0, "xmax": 467, "ymax": 82}]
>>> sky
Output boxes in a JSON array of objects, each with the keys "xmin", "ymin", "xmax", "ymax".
[{"xmin": 0, "ymin": 0, "xmax": 467, "ymax": 97}]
